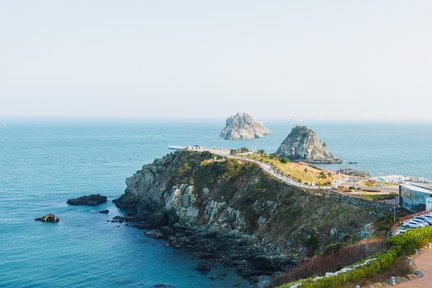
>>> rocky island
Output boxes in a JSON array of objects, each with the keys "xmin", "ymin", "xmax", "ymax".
[
  {"xmin": 276, "ymin": 126, "xmax": 342, "ymax": 164},
  {"xmin": 113, "ymin": 150, "xmax": 389, "ymax": 279},
  {"xmin": 219, "ymin": 112, "xmax": 271, "ymax": 140}
]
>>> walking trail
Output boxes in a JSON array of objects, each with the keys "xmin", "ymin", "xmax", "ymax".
[
  {"xmin": 207, "ymin": 148, "xmax": 328, "ymax": 190},
  {"xmin": 396, "ymin": 248, "xmax": 432, "ymax": 287}
]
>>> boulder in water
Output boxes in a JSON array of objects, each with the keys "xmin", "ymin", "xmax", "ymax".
[
  {"xmin": 196, "ymin": 262, "xmax": 211, "ymax": 272},
  {"xmin": 35, "ymin": 213, "xmax": 59, "ymax": 223},
  {"xmin": 67, "ymin": 194, "xmax": 107, "ymax": 206}
]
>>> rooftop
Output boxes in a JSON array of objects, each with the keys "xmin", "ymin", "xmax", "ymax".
[{"xmin": 401, "ymin": 183, "xmax": 432, "ymax": 194}]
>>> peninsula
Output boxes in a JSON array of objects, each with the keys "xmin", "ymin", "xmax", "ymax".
[{"xmin": 113, "ymin": 150, "xmax": 389, "ymax": 280}]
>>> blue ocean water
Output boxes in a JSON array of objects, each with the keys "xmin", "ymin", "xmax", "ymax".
[{"xmin": 0, "ymin": 120, "xmax": 431, "ymax": 288}]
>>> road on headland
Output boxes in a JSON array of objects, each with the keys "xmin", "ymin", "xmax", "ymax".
[{"xmin": 175, "ymin": 146, "xmax": 330, "ymax": 190}]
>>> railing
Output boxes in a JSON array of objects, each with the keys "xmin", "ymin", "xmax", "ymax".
[{"xmin": 390, "ymin": 209, "xmax": 432, "ymax": 235}]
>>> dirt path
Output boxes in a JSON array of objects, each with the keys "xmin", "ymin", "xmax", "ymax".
[{"xmin": 396, "ymin": 248, "xmax": 432, "ymax": 287}]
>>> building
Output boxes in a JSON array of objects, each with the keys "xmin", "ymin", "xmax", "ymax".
[{"xmin": 399, "ymin": 184, "xmax": 432, "ymax": 212}]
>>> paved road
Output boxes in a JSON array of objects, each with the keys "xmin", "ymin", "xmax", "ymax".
[
  {"xmin": 396, "ymin": 248, "xmax": 432, "ymax": 287},
  {"xmin": 207, "ymin": 149, "xmax": 330, "ymax": 190},
  {"xmin": 171, "ymin": 146, "xmax": 333, "ymax": 190}
]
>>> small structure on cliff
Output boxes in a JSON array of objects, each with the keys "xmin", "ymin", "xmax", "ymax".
[
  {"xmin": 276, "ymin": 126, "xmax": 342, "ymax": 164},
  {"xmin": 220, "ymin": 112, "xmax": 271, "ymax": 140}
]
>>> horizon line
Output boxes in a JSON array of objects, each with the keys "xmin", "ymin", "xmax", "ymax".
[{"xmin": 1, "ymin": 116, "xmax": 432, "ymax": 124}]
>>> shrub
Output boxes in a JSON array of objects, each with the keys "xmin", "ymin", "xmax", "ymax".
[
  {"xmin": 271, "ymin": 239, "xmax": 387, "ymax": 287},
  {"xmin": 389, "ymin": 226, "xmax": 432, "ymax": 253},
  {"xmin": 277, "ymin": 226, "xmax": 432, "ymax": 288},
  {"xmin": 292, "ymin": 248, "xmax": 399, "ymax": 288},
  {"xmin": 318, "ymin": 171, "xmax": 327, "ymax": 179},
  {"xmin": 280, "ymin": 158, "xmax": 290, "ymax": 164}
]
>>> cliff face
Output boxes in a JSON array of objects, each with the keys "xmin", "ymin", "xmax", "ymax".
[
  {"xmin": 220, "ymin": 112, "xmax": 271, "ymax": 140},
  {"xmin": 114, "ymin": 151, "xmax": 386, "ymax": 262},
  {"xmin": 277, "ymin": 126, "xmax": 342, "ymax": 164}
]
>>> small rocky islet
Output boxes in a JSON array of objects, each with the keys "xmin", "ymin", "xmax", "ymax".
[
  {"xmin": 276, "ymin": 125, "xmax": 342, "ymax": 164},
  {"xmin": 220, "ymin": 112, "xmax": 271, "ymax": 140},
  {"xmin": 35, "ymin": 194, "xmax": 108, "ymax": 223},
  {"xmin": 66, "ymin": 194, "xmax": 107, "ymax": 206},
  {"xmin": 35, "ymin": 213, "xmax": 60, "ymax": 223}
]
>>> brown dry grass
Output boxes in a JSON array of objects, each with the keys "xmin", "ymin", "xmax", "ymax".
[
  {"xmin": 358, "ymin": 256, "xmax": 415, "ymax": 287},
  {"xmin": 246, "ymin": 153, "xmax": 335, "ymax": 186},
  {"xmin": 269, "ymin": 238, "xmax": 388, "ymax": 287}
]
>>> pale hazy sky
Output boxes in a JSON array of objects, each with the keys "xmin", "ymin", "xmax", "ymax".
[{"xmin": 1, "ymin": 1, "xmax": 432, "ymax": 121}]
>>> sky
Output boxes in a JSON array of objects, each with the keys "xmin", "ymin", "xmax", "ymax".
[{"xmin": 1, "ymin": 1, "xmax": 432, "ymax": 121}]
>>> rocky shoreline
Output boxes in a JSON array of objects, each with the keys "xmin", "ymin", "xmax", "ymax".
[
  {"xmin": 109, "ymin": 150, "xmax": 391, "ymax": 285},
  {"xmin": 110, "ymin": 213, "xmax": 292, "ymax": 284}
]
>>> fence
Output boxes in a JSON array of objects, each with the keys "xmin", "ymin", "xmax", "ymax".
[{"xmin": 390, "ymin": 209, "xmax": 432, "ymax": 235}]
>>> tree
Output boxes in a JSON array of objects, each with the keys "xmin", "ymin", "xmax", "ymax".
[{"xmin": 280, "ymin": 158, "xmax": 289, "ymax": 164}]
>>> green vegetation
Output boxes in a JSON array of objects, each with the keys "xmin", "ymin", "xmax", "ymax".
[
  {"xmin": 246, "ymin": 152, "xmax": 333, "ymax": 186},
  {"xmin": 304, "ymin": 235, "xmax": 320, "ymax": 256},
  {"xmin": 279, "ymin": 226, "xmax": 432, "ymax": 288},
  {"xmin": 229, "ymin": 147, "xmax": 250, "ymax": 155},
  {"xmin": 355, "ymin": 193, "xmax": 397, "ymax": 201},
  {"xmin": 170, "ymin": 150, "xmax": 378, "ymax": 253},
  {"xmin": 280, "ymin": 248, "xmax": 398, "ymax": 288},
  {"xmin": 389, "ymin": 226, "xmax": 432, "ymax": 252}
]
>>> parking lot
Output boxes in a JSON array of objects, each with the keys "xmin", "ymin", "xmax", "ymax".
[{"xmin": 393, "ymin": 213, "xmax": 432, "ymax": 236}]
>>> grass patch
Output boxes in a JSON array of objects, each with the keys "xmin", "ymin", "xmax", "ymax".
[
  {"xmin": 355, "ymin": 193, "xmax": 397, "ymax": 201},
  {"xmin": 246, "ymin": 153, "xmax": 334, "ymax": 186}
]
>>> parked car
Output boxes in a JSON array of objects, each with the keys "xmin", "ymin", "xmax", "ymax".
[
  {"xmin": 414, "ymin": 216, "xmax": 432, "ymax": 224},
  {"xmin": 410, "ymin": 219, "xmax": 429, "ymax": 226},
  {"xmin": 403, "ymin": 221, "xmax": 423, "ymax": 228},
  {"xmin": 411, "ymin": 217, "xmax": 429, "ymax": 226},
  {"xmin": 421, "ymin": 215, "xmax": 432, "ymax": 222},
  {"xmin": 395, "ymin": 229, "xmax": 407, "ymax": 236}
]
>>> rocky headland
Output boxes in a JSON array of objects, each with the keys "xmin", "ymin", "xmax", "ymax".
[
  {"xmin": 219, "ymin": 112, "xmax": 271, "ymax": 140},
  {"xmin": 276, "ymin": 126, "xmax": 342, "ymax": 164},
  {"xmin": 113, "ymin": 150, "xmax": 390, "ymax": 279}
]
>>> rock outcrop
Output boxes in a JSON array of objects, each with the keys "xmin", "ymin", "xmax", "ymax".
[
  {"xmin": 219, "ymin": 112, "xmax": 271, "ymax": 140},
  {"xmin": 67, "ymin": 194, "xmax": 107, "ymax": 206},
  {"xmin": 35, "ymin": 213, "xmax": 59, "ymax": 222},
  {"xmin": 113, "ymin": 150, "xmax": 388, "ymax": 274},
  {"xmin": 276, "ymin": 126, "xmax": 342, "ymax": 164},
  {"xmin": 337, "ymin": 168, "xmax": 370, "ymax": 178}
]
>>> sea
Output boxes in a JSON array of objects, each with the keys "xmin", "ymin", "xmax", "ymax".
[{"xmin": 1, "ymin": 120, "xmax": 431, "ymax": 288}]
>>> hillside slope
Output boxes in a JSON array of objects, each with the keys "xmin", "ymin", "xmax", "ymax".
[{"xmin": 114, "ymin": 151, "xmax": 390, "ymax": 265}]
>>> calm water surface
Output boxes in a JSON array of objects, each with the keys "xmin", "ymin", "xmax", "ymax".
[{"xmin": 0, "ymin": 121, "xmax": 431, "ymax": 287}]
